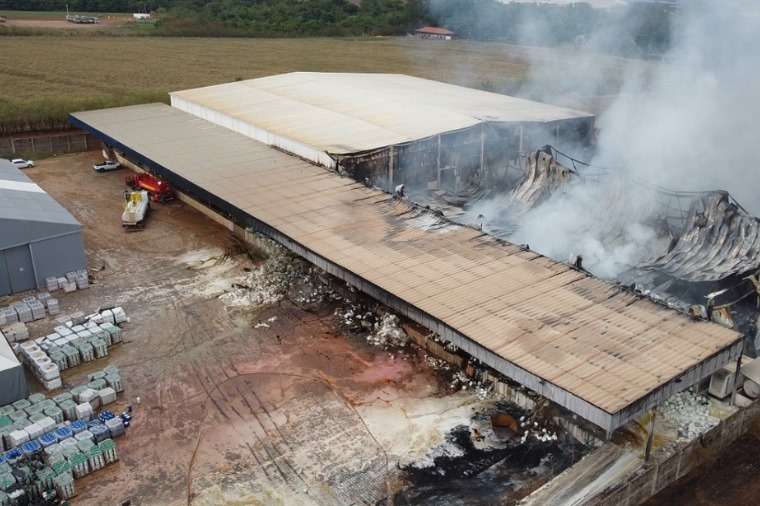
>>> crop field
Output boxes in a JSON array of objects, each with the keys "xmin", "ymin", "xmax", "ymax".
[{"xmin": 0, "ymin": 35, "xmax": 634, "ymax": 134}]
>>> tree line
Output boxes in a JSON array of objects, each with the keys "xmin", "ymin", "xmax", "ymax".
[{"xmin": 0, "ymin": 0, "xmax": 674, "ymax": 55}]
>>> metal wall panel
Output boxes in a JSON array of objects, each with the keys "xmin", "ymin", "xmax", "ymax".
[
  {"xmin": 0, "ymin": 251, "xmax": 10, "ymax": 296},
  {"xmin": 4, "ymin": 245, "xmax": 35, "ymax": 293},
  {"xmin": 29, "ymin": 232, "xmax": 87, "ymax": 288}
]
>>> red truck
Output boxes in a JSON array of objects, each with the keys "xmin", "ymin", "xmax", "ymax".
[{"xmin": 125, "ymin": 173, "xmax": 176, "ymax": 203}]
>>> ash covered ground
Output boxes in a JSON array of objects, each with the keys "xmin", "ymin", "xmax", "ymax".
[{"xmin": 21, "ymin": 152, "xmax": 588, "ymax": 505}]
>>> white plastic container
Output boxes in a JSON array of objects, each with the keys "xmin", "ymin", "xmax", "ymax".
[
  {"xmin": 74, "ymin": 430, "xmax": 93, "ymax": 443},
  {"xmin": 37, "ymin": 416, "xmax": 56, "ymax": 434},
  {"xmin": 39, "ymin": 363, "xmax": 60, "ymax": 382},
  {"xmin": 42, "ymin": 377, "xmax": 62, "ymax": 390},
  {"xmin": 98, "ymin": 388, "xmax": 117, "ymax": 406},
  {"xmin": 76, "ymin": 388, "xmax": 98, "ymax": 404},
  {"xmin": 75, "ymin": 403, "xmax": 93, "ymax": 421},
  {"xmin": 99, "ymin": 309, "xmax": 115, "ymax": 325},
  {"xmin": 24, "ymin": 422, "xmax": 43, "ymax": 439},
  {"xmin": 112, "ymin": 307, "xmax": 127, "ymax": 324},
  {"xmin": 8, "ymin": 429, "xmax": 30, "ymax": 448}
]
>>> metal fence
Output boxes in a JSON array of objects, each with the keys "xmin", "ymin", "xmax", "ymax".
[{"xmin": 0, "ymin": 130, "xmax": 100, "ymax": 157}]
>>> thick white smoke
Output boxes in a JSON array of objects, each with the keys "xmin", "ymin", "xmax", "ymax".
[{"xmin": 505, "ymin": 1, "xmax": 760, "ymax": 278}]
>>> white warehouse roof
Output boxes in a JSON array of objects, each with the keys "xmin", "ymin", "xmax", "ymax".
[{"xmin": 170, "ymin": 72, "xmax": 593, "ymax": 165}]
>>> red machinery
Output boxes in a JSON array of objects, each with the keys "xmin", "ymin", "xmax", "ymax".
[{"xmin": 125, "ymin": 173, "xmax": 176, "ymax": 203}]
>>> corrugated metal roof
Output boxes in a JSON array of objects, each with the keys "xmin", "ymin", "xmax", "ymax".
[
  {"xmin": 71, "ymin": 104, "xmax": 741, "ymax": 429},
  {"xmin": 170, "ymin": 72, "xmax": 593, "ymax": 155},
  {"xmin": 0, "ymin": 159, "xmax": 81, "ymax": 250}
]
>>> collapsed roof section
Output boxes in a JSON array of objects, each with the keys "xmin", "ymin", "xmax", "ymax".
[
  {"xmin": 634, "ymin": 191, "xmax": 760, "ymax": 283},
  {"xmin": 170, "ymin": 72, "xmax": 594, "ymax": 167},
  {"xmin": 71, "ymin": 104, "xmax": 742, "ymax": 433}
]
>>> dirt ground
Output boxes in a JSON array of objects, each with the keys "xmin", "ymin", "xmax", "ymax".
[{"xmin": 11, "ymin": 152, "xmax": 581, "ymax": 505}]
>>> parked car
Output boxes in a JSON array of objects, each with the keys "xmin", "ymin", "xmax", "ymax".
[
  {"xmin": 11, "ymin": 158, "xmax": 34, "ymax": 169},
  {"xmin": 93, "ymin": 160, "xmax": 121, "ymax": 172}
]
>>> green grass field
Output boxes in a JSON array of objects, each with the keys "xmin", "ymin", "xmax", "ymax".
[{"xmin": 0, "ymin": 35, "xmax": 634, "ymax": 135}]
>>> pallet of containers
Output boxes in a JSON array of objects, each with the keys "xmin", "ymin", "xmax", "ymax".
[
  {"xmin": 1, "ymin": 322, "xmax": 28, "ymax": 343},
  {"xmin": 75, "ymin": 270, "xmax": 89, "ymax": 290},
  {"xmin": 45, "ymin": 277, "xmax": 59, "ymax": 293},
  {"xmin": 61, "ymin": 345, "xmax": 80, "ymax": 368},
  {"xmin": 53, "ymin": 472, "xmax": 75, "ymax": 500},
  {"xmin": 12, "ymin": 303, "xmax": 32, "ymax": 324},
  {"xmin": 99, "ymin": 439, "xmax": 118, "ymax": 464},
  {"xmin": 89, "ymin": 424, "xmax": 109, "ymax": 444},
  {"xmin": 58, "ymin": 400, "xmax": 77, "ymax": 422},
  {"xmin": 26, "ymin": 299, "xmax": 46, "ymax": 321},
  {"xmin": 104, "ymin": 416, "xmax": 124, "ymax": 438},
  {"xmin": 74, "ymin": 404, "xmax": 93, "ymax": 422},
  {"xmin": 69, "ymin": 451, "xmax": 89, "ymax": 479},
  {"xmin": 35, "ymin": 466, "xmax": 55, "ymax": 496},
  {"xmin": 46, "ymin": 298, "xmax": 60, "ymax": 316},
  {"xmin": 86, "ymin": 445, "xmax": 104, "ymax": 472},
  {"xmin": 91, "ymin": 338, "xmax": 108, "ymax": 359}
]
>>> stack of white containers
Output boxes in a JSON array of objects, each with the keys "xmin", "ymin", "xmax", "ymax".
[
  {"xmin": 0, "ymin": 294, "xmax": 60, "ymax": 333},
  {"xmin": 18, "ymin": 341, "xmax": 61, "ymax": 390},
  {"xmin": 44, "ymin": 269, "xmax": 89, "ymax": 294},
  {"xmin": 23, "ymin": 307, "xmax": 128, "ymax": 384}
]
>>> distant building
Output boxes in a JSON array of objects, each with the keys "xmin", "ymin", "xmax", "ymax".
[
  {"xmin": 415, "ymin": 26, "xmax": 455, "ymax": 40},
  {"xmin": 133, "ymin": 13, "xmax": 151, "ymax": 20}
]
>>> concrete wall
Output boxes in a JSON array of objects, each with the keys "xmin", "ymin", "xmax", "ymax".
[{"xmin": 560, "ymin": 400, "xmax": 760, "ymax": 506}]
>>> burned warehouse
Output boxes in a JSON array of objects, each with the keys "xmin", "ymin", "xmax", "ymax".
[
  {"xmin": 70, "ymin": 73, "xmax": 747, "ymax": 437},
  {"xmin": 169, "ymin": 73, "xmax": 595, "ymax": 198}
]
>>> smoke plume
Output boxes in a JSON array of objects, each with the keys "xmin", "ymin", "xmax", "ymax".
[{"xmin": 471, "ymin": 1, "xmax": 760, "ymax": 278}]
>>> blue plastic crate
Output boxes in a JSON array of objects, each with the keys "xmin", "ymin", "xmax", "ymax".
[
  {"xmin": 54, "ymin": 426, "xmax": 73, "ymax": 441},
  {"xmin": 38, "ymin": 432, "xmax": 57, "ymax": 447},
  {"xmin": 70, "ymin": 420, "xmax": 87, "ymax": 434},
  {"xmin": 21, "ymin": 440, "xmax": 41, "ymax": 456}
]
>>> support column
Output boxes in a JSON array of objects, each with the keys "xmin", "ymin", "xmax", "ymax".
[
  {"xmin": 436, "ymin": 135, "xmax": 442, "ymax": 189},
  {"xmin": 480, "ymin": 123, "xmax": 486, "ymax": 178},
  {"xmin": 645, "ymin": 408, "xmax": 657, "ymax": 461},
  {"xmin": 388, "ymin": 146, "xmax": 395, "ymax": 192},
  {"xmin": 731, "ymin": 351, "xmax": 744, "ymax": 406}
]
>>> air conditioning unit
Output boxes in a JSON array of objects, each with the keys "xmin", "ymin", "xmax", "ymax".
[{"xmin": 709, "ymin": 368, "xmax": 735, "ymax": 399}]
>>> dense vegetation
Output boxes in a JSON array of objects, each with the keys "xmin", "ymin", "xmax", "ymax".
[
  {"xmin": 0, "ymin": 0, "xmax": 673, "ymax": 54},
  {"xmin": 0, "ymin": 0, "xmax": 161, "ymax": 10},
  {"xmin": 153, "ymin": 0, "xmax": 429, "ymax": 37}
]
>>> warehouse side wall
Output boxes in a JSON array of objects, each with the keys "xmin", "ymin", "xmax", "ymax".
[{"xmin": 30, "ymin": 232, "xmax": 87, "ymax": 289}]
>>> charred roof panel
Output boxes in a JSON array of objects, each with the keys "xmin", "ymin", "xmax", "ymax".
[{"xmin": 70, "ymin": 104, "xmax": 741, "ymax": 432}]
